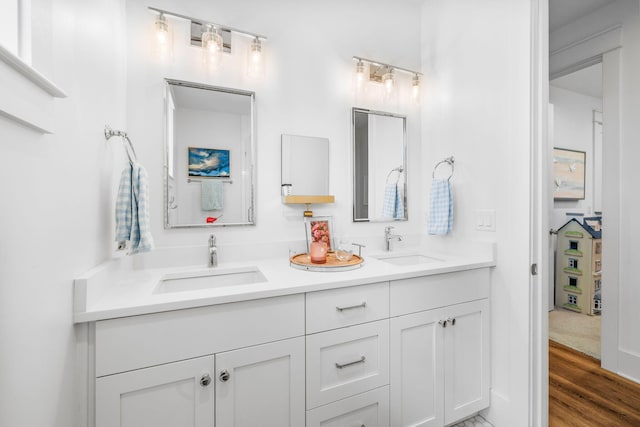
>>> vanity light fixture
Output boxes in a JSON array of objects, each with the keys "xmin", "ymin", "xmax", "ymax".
[
  {"xmin": 352, "ymin": 56, "xmax": 422, "ymax": 101},
  {"xmin": 148, "ymin": 7, "xmax": 267, "ymax": 73}
]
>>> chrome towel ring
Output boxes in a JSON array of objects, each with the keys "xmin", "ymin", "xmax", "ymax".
[{"xmin": 432, "ymin": 156, "xmax": 454, "ymax": 180}]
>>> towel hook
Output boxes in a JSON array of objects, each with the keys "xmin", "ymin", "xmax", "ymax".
[
  {"xmin": 432, "ymin": 156, "xmax": 454, "ymax": 180},
  {"xmin": 105, "ymin": 125, "xmax": 138, "ymax": 164}
]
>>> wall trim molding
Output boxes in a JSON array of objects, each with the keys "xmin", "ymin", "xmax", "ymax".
[{"xmin": 550, "ymin": 25, "xmax": 622, "ymax": 80}]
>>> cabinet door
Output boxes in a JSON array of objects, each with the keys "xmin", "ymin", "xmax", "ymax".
[
  {"xmin": 390, "ymin": 309, "xmax": 444, "ymax": 427},
  {"xmin": 443, "ymin": 299, "xmax": 490, "ymax": 425},
  {"xmin": 215, "ymin": 337, "xmax": 305, "ymax": 427},
  {"xmin": 96, "ymin": 356, "xmax": 214, "ymax": 427}
]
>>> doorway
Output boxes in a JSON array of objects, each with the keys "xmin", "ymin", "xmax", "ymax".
[{"xmin": 548, "ymin": 62, "xmax": 603, "ymax": 360}]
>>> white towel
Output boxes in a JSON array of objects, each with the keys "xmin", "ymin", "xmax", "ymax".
[
  {"xmin": 428, "ymin": 179, "xmax": 453, "ymax": 235},
  {"xmin": 201, "ymin": 180, "xmax": 223, "ymax": 211},
  {"xmin": 115, "ymin": 163, "xmax": 154, "ymax": 254}
]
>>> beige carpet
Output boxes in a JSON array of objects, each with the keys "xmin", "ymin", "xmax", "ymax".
[{"xmin": 549, "ymin": 308, "xmax": 601, "ymax": 359}]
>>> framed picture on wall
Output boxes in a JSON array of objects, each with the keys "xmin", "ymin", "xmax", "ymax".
[
  {"xmin": 188, "ymin": 147, "xmax": 230, "ymax": 177},
  {"xmin": 553, "ymin": 148, "xmax": 586, "ymax": 200},
  {"xmin": 304, "ymin": 216, "xmax": 334, "ymax": 252}
]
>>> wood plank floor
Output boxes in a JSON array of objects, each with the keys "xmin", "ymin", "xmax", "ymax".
[{"xmin": 549, "ymin": 340, "xmax": 640, "ymax": 426}]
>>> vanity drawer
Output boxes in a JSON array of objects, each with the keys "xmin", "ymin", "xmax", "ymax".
[
  {"xmin": 306, "ymin": 386, "xmax": 389, "ymax": 427},
  {"xmin": 390, "ymin": 268, "xmax": 490, "ymax": 316},
  {"xmin": 306, "ymin": 319, "xmax": 390, "ymax": 409},
  {"xmin": 306, "ymin": 282, "xmax": 389, "ymax": 334},
  {"xmin": 95, "ymin": 294, "xmax": 304, "ymax": 377}
]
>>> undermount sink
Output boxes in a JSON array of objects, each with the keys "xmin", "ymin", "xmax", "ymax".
[
  {"xmin": 154, "ymin": 267, "xmax": 267, "ymax": 294},
  {"xmin": 374, "ymin": 253, "xmax": 443, "ymax": 266}
]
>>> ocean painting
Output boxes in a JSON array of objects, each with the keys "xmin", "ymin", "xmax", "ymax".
[{"xmin": 188, "ymin": 147, "xmax": 230, "ymax": 178}]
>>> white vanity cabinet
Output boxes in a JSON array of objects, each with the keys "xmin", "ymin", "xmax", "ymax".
[
  {"xmin": 88, "ymin": 267, "xmax": 491, "ymax": 427},
  {"xmin": 389, "ymin": 269, "xmax": 491, "ymax": 427},
  {"xmin": 93, "ymin": 294, "xmax": 305, "ymax": 427}
]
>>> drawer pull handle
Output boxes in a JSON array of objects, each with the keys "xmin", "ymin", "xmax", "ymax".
[
  {"xmin": 335, "ymin": 356, "xmax": 366, "ymax": 369},
  {"xmin": 336, "ymin": 302, "xmax": 367, "ymax": 312}
]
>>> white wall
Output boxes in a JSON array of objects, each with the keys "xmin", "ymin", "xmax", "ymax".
[
  {"xmin": 0, "ymin": 0, "xmax": 127, "ymax": 426},
  {"xmin": 549, "ymin": 85, "xmax": 602, "ymax": 228},
  {"xmin": 420, "ymin": 0, "xmax": 532, "ymax": 425},
  {"xmin": 125, "ymin": 0, "xmax": 422, "ymax": 250}
]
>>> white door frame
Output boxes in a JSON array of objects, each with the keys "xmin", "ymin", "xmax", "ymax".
[{"xmin": 529, "ymin": 1, "xmax": 549, "ymax": 426}]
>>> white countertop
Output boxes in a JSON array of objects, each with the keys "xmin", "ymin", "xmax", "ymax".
[{"xmin": 74, "ymin": 246, "xmax": 495, "ymax": 323}]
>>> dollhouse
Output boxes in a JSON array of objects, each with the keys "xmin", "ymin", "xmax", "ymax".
[{"xmin": 555, "ymin": 217, "xmax": 602, "ymax": 315}]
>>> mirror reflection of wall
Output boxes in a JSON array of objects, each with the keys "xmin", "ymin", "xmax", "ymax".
[
  {"xmin": 281, "ymin": 134, "xmax": 330, "ymax": 197},
  {"xmin": 164, "ymin": 80, "xmax": 256, "ymax": 228},
  {"xmin": 352, "ymin": 108, "xmax": 407, "ymax": 222}
]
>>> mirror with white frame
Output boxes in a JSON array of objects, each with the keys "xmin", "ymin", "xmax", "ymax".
[
  {"xmin": 352, "ymin": 108, "xmax": 407, "ymax": 222},
  {"xmin": 164, "ymin": 79, "xmax": 256, "ymax": 228}
]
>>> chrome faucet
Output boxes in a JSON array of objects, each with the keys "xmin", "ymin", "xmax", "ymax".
[
  {"xmin": 384, "ymin": 226, "xmax": 403, "ymax": 251},
  {"xmin": 208, "ymin": 234, "xmax": 218, "ymax": 267}
]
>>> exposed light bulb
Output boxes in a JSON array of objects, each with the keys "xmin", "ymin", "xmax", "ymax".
[
  {"xmin": 412, "ymin": 74, "xmax": 420, "ymax": 102},
  {"xmin": 247, "ymin": 37, "xmax": 264, "ymax": 77},
  {"xmin": 355, "ymin": 60, "xmax": 365, "ymax": 87},
  {"xmin": 383, "ymin": 68, "xmax": 395, "ymax": 94},
  {"xmin": 155, "ymin": 14, "xmax": 168, "ymax": 44},
  {"xmin": 202, "ymin": 26, "xmax": 223, "ymax": 67},
  {"xmin": 250, "ymin": 37, "xmax": 262, "ymax": 63}
]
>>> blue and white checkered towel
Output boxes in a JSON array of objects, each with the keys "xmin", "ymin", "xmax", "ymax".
[
  {"xmin": 382, "ymin": 183, "xmax": 405, "ymax": 219},
  {"xmin": 428, "ymin": 179, "xmax": 453, "ymax": 235},
  {"xmin": 115, "ymin": 163, "xmax": 154, "ymax": 254}
]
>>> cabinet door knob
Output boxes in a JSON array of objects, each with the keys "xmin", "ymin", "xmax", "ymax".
[
  {"xmin": 200, "ymin": 373, "xmax": 212, "ymax": 387},
  {"xmin": 219, "ymin": 370, "xmax": 231, "ymax": 382},
  {"xmin": 439, "ymin": 319, "xmax": 447, "ymax": 328},
  {"xmin": 450, "ymin": 317, "xmax": 456, "ymax": 326}
]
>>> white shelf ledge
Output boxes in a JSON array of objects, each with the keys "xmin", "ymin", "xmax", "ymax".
[
  {"xmin": 0, "ymin": 44, "xmax": 66, "ymax": 98},
  {"xmin": 0, "ymin": 43, "xmax": 66, "ymax": 134}
]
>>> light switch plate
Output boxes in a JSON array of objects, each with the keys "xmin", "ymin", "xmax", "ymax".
[{"xmin": 475, "ymin": 209, "xmax": 496, "ymax": 232}]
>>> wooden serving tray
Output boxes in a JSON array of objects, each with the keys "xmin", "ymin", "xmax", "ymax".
[{"xmin": 289, "ymin": 252, "xmax": 364, "ymax": 272}]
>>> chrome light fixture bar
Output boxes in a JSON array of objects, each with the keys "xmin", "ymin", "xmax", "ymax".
[
  {"xmin": 352, "ymin": 56, "xmax": 422, "ymax": 80},
  {"xmin": 148, "ymin": 6, "xmax": 267, "ymax": 53}
]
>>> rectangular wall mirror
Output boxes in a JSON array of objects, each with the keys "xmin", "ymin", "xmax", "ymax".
[
  {"xmin": 281, "ymin": 134, "xmax": 331, "ymax": 199},
  {"xmin": 164, "ymin": 79, "xmax": 256, "ymax": 228},
  {"xmin": 352, "ymin": 108, "xmax": 407, "ymax": 222}
]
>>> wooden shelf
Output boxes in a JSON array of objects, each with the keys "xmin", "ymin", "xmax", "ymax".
[{"xmin": 283, "ymin": 195, "xmax": 335, "ymax": 204}]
